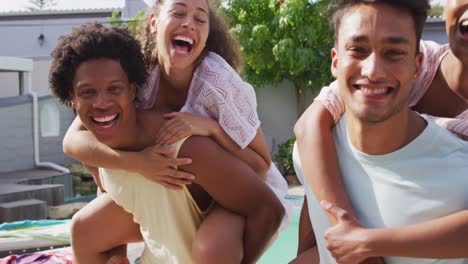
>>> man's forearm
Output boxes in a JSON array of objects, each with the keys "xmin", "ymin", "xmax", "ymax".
[
  {"xmin": 64, "ymin": 129, "xmax": 137, "ymax": 171},
  {"xmin": 295, "ymin": 102, "xmax": 357, "ymax": 224},
  {"xmin": 369, "ymin": 210, "xmax": 468, "ymax": 258}
]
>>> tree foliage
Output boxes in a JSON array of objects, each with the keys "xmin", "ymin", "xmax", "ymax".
[
  {"xmin": 428, "ymin": 4, "xmax": 444, "ymax": 17},
  {"xmin": 222, "ymin": 0, "xmax": 334, "ymax": 116},
  {"xmin": 28, "ymin": 0, "xmax": 57, "ymax": 10},
  {"xmin": 274, "ymin": 135, "xmax": 296, "ymax": 175},
  {"xmin": 109, "ymin": 10, "xmax": 145, "ymax": 36}
]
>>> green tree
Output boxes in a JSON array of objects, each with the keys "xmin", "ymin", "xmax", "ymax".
[
  {"xmin": 109, "ymin": 10, "xmax": 145, "ymax": 36},
  {"xmin": 222, "ymin": 0, "xmax": 334, "ymax": 116},
  {"xmin": 27, "ymin": 0, "xmax": 57, "ymax": 10},
  {"xmin": 429, "ymin": 4, "xmax": 444, "ymax": 17}
]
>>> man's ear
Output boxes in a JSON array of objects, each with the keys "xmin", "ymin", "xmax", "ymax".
[
  {"xmin": 414, "ymin": 52, "xmax": 423, "ymax": 79},
  {"xmin": 69, "ymin": 91, "xmax": 76, "ymax": 109},
  {"xmin": 150, "ymin": 13, "xmax": 157, "ymax": 34},
  {"xmin": 331, "ymin": 48, "xmax": 338, "ymax": 78},
  {"xmin": 130, "ymin": 83, "xmax": 137, "ymax": 101}
]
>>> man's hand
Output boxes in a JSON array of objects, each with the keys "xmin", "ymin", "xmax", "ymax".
[
  {"xmin": 321, "ymin": 200, "xmax": 385, "ymax": 264},
  {"xmin": 136, "ymin": 144, "xmax": 195, "ymax": 190}
]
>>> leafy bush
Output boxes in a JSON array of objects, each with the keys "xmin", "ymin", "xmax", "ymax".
[
  {"xmin": 110, "ymin": 10, "xmax": 145, "ymax": 36},
  {"xmin": 222, "ymin": 0, "xmax": 334, "ymax": 116},
  {"xmin": 274, "ymin": 135, "xmax": 296, "ymax": 176}
]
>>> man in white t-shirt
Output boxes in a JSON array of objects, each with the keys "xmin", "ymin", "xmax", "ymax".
[{"xmin": 292, "ymin": 0, "xmax": 468, "ymax": 264}]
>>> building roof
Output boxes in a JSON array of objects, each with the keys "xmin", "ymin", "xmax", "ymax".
[
  {"xmin": 0, "ymin": 0, "xmax": 124, "ymax": 14},
  {"xmin": 0, "ymin": 8, "xmax": 120, "ymax": 17},
  {"xmin": 0, "ymin": 0, "xmax": 150, "ymax": 19}
]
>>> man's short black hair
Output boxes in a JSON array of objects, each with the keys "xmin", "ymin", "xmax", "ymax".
[
  {"xmin": 49, "ymin": 23, "xmax": 147, "ymax": 107},
  {"xmin": 330, "ymin": 0, "xmax": 430, "ymax": 54}
]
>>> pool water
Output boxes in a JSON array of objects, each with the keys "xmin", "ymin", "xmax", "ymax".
[{"xmin": 258, "ymin": 196, "xmax": 303, "ymax": 264}]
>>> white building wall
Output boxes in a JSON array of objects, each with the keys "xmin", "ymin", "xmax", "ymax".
[
  {"xmin": 256, "ymin": 80, "xmax": 317, "ymax": 152},
  {"xmin": 0, "ymin": 72, "xmax": 20, "ymax": 97},
  {"xmin": 32, "ymin": 59, "xmax": 52, "ymax": 94},
  {"xmin": 0, "ymin": 17, "xmax": 110, "ymax": 58},
  {"xmin": 0, "ymin": 16, "xmax": 113, "ymax": 97}
]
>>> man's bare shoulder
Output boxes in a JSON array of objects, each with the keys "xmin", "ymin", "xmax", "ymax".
[{"xmin": 136, "ymin": 110, "xmax": 165, "ymax": 133}]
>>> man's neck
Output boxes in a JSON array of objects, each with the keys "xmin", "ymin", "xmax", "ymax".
[
  {"xmin": 111, "ymin": 115, "xmax": 144, "ymax": 151},
  {"xmin": 133, "ymin": 110, "xmax": 166, "ymax": 149},
  {"xmin": 441, "ymin": 51, "xmax": 468, "ymax": 101},
  {"xmin": 346, "ymin": 109, "xmax": 427, "ymax": 155}
]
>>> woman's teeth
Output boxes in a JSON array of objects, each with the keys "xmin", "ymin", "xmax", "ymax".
[
  {"xmin": 172, "ymin": 35, "xmax": 194, "ymax": 53},
  {"xmin": 173, "ymin": 35, "xmax": 193, "ymax": 45}
]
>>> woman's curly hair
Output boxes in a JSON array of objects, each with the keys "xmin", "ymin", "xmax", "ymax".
[
  {"xmin": 49, "ymin": 23, "xmax": 147, "ymax": 107},
  {"xmin": 136, "ymin": 0, "xmax": 243, "ymax": 72}
]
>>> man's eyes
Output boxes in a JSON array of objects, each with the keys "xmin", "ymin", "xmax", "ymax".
[
  {"xmin": 347, "ymin": 47, "xmax": 368, "ymax": 57},
  {"xmin": 79, "ymin": 89, "xmax": 95, "ymax": 96},
  {"xmin": 109, "ymin": 86, "xmax": 122, "ymax": 93},
  {"xmin": 346, "ymin": 47, "xmax": 408, "ymax": 59},
  {"xmin": 386, "ymin": 49, "xmax": 407, "ymax": 57}
]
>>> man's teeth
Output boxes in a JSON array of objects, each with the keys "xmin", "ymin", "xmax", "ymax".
[
  {"xmin": 462, "ymin": 20, "xmax": 468, "ymax": 27},
  {"xmin": 361, "ymin": 87, "xmax": 387, "ymax": 95},
  {"xmin": 93, "ymin": 114, "xmax": 117, "ymax": 123},
  {"xmin": 173, "ymin": 35, "xmax": 193, "ymax": 45}
]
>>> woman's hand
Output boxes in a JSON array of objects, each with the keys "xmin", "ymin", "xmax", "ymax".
[
  {"xmin": 155, "ymin": 112, "xmax": 219, "ymax": 145},
  {"xmin": 321, "ymin": 201, "xmax": 384, "ymax": 264},
  {"xmin": 135, "ymin": 144, "xmax": 195, "ymax": 190}
]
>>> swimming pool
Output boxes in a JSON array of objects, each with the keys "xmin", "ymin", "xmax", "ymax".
[{"xmin": 258, "ymin": 195, "xmax": 303, "ymax": 264}]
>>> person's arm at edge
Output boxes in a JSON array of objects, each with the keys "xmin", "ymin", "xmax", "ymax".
[
  {"xmin": 368, "ymin": 210, "xmax": 468, "ymax": 258},
  {"xmin": 294, "ymin": 101, "xmax": 357, "ymax": 225},
  {"xmin": 178, "ymin": 136, "xmax": 284, "ymax": 263},
  {"xmin": 323, "ymin": 202, "xmax": 468, "ymax": 260}
]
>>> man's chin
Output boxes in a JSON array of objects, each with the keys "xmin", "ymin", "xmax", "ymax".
[
  {"xmin": 91, "ymin": 130, "xmax": 117, "ymax": 146},
  {"xmin": 351, "ymin": 110, "xmax": 395, "ymax": 124}
]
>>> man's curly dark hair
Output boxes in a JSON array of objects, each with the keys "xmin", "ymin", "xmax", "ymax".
[{"xmin": 49, "ymin": 23, "xmax": 147, "ymax": 107}]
